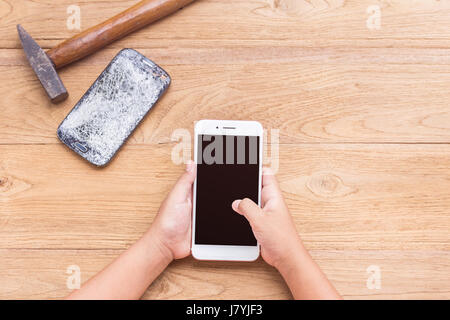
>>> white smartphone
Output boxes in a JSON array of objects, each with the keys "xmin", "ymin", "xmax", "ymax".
[{"xmin": 191, "ymin": 120, "xmax": 263, "ymax": 261}]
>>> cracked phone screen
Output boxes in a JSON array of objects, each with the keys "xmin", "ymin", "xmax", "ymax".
[{"xmin": 57, "ymin": 49, "xmax": 170, "ymax": 166}]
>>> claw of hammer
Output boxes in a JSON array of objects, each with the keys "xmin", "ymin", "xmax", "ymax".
[{"xmin": 17, "ymin": 24, "xmax": 68, "ymax": 103}]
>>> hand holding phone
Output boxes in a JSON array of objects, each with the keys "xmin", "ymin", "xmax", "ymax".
[
  {"xmin": 148, "ymin": 161, "xmax": 197, "ymax": 261},
  {"xmin": 231, "ymin": 167, "xmax": 304, "ymax": 269},
  {"xmin": 231, "ymin": 169, "xmax": 342, "ymax": 299}
]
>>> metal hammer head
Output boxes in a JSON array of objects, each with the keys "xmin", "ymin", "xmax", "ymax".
[{"xmin": 17, "ymin": 25, "xmax": 68, "ymax": 103}]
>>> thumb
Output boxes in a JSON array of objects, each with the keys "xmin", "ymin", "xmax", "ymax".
[
  {"xmin": 232, "ymin": 198, "xmax": 262, "ymax": 226},
  {"xmin": 170, "ymin": 160, "xmax": 196, "ymax": 201}
]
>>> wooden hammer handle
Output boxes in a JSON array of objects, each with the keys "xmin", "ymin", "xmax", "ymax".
[{"xmin": 47, "ymin": 0, "xmax": 195, "ymax": 69}]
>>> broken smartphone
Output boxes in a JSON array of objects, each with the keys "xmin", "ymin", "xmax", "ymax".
[{"xmin": 57, "ymin": 48, "xmax": 170, "ymax": 166}]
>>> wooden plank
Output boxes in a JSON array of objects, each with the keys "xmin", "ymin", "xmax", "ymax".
[
  {"xmin": 1, "ymin": 0, "xmax": 450, "ymax": 301},
  {"xmin": 0, "ymin": 249, "xmax": 448, "ymax": 299},
  {"xmin": 2, "ymin": 1, "xmax": 450, "ymax": 49},
  {"xmin": 1, "ymin": 143, "xmax": 449, "ymax": 251},
  {"xmin": 2, "ymin": 49, "xmax": 450, "ymax": 144},
  {"xmin": 1, "ymin": 248, "xmax": 285, "ymax": 299}
]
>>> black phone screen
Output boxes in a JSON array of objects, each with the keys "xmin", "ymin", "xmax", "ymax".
[{"xmin": 194, "ymin": 134, "xmax": 260, "ymax": 246}]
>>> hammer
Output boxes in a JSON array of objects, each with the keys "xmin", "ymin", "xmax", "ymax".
[{"xmin": 17, "ymin": 0, "xmax": 196, "ymax": 103}]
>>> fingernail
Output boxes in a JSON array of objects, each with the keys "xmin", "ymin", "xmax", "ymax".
[
  {"xmin": 186, "ymin": 160, "xmax": 194, "ymax": 172},
  {"xmin": 232, "ymin": 200, "xmax": 241, "ymax": 211}
]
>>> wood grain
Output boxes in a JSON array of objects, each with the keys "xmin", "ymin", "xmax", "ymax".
[
  {"xmin": 1, "ymin": 143, "xmax": 450, "ymax": 251},
  {"xmin": 2, "ymin": 0, "xmax": 450, "ymax": 49},
  {"xmin": 1, "ymin": 249, "xmax": 449, "ymax": 299},
  {"xmin": 3, "ymin": 55, "xmax": 450, "ymax": 144},
  {"xmin": 1, "ymin": 0, "xmax": 450, "ymax": 299}
]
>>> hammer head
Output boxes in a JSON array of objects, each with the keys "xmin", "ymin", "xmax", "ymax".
[{"xmin": 17, "ymin": 25, "xmax": 68, "ymax": 103}]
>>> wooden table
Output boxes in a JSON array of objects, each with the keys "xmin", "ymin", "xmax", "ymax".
[{"xmin": 1, "ymin": 0, "xmax": 450, "ymax": 299}]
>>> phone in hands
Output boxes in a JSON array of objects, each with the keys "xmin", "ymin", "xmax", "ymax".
[{"xmin": 191, "ymin": 120, "xmax": 263, "ymax": 261}]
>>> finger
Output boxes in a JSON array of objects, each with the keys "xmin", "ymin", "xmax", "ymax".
[
  {"xmin": 262, "ymin": 167, "xmax": 280, "ymax": 189},
  {"xmin": 170, "ymin": 160, "xmax": 196, "ymax": 201},
  {"xmin": 231, "ymin": 198, "xmax": 262, "ymax": 225},
  {"xmin": 261, "ymin": 167, "xmax": 282, "ymax": 206}
]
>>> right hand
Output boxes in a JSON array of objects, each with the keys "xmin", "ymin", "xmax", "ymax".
[{"xmin": 232, "ymin": 168, "xmax": 304, "ymax": 269}]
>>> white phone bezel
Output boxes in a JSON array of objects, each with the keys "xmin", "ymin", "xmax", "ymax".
[{"xmin": 191, "ymin": 119, "xmax": 263, "ymax": 261}]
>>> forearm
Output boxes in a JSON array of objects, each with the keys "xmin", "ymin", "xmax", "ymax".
[
  {"xmin": 66, "ymin": 230, "xmax": 172, "ymax": 300},
  {"xmin": 277, "ymin": 243, "xmax": 341, "ymax": 300}
]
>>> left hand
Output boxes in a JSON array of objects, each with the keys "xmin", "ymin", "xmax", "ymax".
[{"xmin": 148, "ymin": 161, "xmax": 196, "ymax": 260}]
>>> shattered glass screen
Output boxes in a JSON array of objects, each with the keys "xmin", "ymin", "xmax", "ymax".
[{"xmin": 57, "ymin": 49, "xmax": 170, "ymax": 166}]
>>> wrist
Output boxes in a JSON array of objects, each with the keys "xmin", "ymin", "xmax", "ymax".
[
  {"xmin": 142, "ymin": 230, "xmax": 174, "ymax": 266},
  {"xmin": 274, "ymin": 240, "xmax": 308, "ymax": 275}
]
